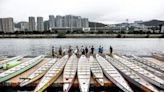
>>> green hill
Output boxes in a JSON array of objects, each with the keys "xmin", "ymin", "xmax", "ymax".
[
  {"xmin": 89, "ymin": 22, "xmax": 107, "ymax": 27},
  {"xmin": 140, "ymin": 20, "xmax": 164, "ymax": 26}
]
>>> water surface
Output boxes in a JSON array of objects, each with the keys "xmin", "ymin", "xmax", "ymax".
[{"xmin": 0, "ymin": 38, "xmax": 163, "ymax": 56}]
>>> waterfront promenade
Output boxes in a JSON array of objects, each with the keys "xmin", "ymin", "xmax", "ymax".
[{"xmin": 0, "ymin": 34, "xmax": 163, "ymax": 38}]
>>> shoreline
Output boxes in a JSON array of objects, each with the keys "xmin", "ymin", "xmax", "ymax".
[{"xmin": 0, "ymin": 34, "xmax": 164, "ymax": 38}]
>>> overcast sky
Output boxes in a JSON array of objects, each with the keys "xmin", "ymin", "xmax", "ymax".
[{"xmin": 0, "ymin": 0, "xmax": 164, "ymax": 24}]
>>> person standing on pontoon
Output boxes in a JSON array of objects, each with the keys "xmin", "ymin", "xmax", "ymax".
[
  {"xmin": 101, "ymin": 47, "xmax": 104, "ymax": 54},
  {"xmin": 85, "ymin": 46, "xmax": 88, "ymax": 56},
  {"xmin": 98, "ymin": 46, "xmax": 102, "ymax": 53},
  {"xmin": 81, "ymin": 46, "xmax": 85, "ymax": 55},
  {"xmin": 91, "ymin": 46, "xmax": 94, "ymax": 55},
  {"xmin": 88, "ymin": 46, "xmax": 91, "ymax": 54},
  {"xmin": 110, "ymin": 45, "xmax": 113, "ymax": 55},
  {"xmin": 74, "ymin": 46, "xmax": 79, "ymax": 57},
  {"xmin": 52, "ymin": 46, "xmax": 55, "ymax": 58},
  {"xmin": 63, "ymin": 48, "xmax": 66, "ymax": 55},
  {"xmin": 58, "ymin": 46, "xmax": 62, "ymax": 56},
  {"xmin": 68, "ymin": 46, "xmax": 72, "ymax": 56}
]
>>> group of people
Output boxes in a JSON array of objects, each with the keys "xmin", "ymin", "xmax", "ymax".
[
  {"xmin": 51, "ymin": 45, "xmax": 113, "ymax": 57},
  {"xmin": 79, "ymin": 46, "xmax": 95, "ymax": 55}
]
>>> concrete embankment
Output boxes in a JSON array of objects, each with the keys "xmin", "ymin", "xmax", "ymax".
[{"xmin": 0, "ymin": 34, "xmax": 163, "ymax": 38}]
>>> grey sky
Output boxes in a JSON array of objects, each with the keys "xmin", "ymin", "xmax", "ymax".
[{"xmin": 0, "ymin": 0, "xmax": 164, "ymax": 24}]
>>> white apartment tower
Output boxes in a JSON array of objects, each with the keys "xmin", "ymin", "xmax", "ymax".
[
  {"xmin": 56, "ymin": 15, "xmax": 63, "ymax": 28},
  {"xmin": 76, "ymin": 16, "xmax": 82, "ymax": 28},
  {"xmin": 81, "ymin": 18, "xmax": 89, "ymax": 28},
  {"xmin": 29, "ymin": 17, "xmax": 35, "ymax": 31},
  {"xmin": 37, "ymin": 17, "xmax": 44, "ymax": 31},
  {"xmin": 49, "ymin": 15, "xmax": 55, "ymax": 30},
  {"xmin": 0, "ymin": 17, "xmax": 14, "ymax": 33}
]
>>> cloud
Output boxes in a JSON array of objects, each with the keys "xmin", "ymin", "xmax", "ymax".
[{"xmin": 0, "ymin": 0, "xmax": 164, "ymax": 24}]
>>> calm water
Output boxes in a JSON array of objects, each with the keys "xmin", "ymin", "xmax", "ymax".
[{"xmin": 0, "ymin": 38, "xmax": 164, "ymax": 56}]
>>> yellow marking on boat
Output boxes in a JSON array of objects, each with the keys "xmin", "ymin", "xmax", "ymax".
[
  {"xmin": 140, "ymin": 85, "xmax": 152, "ymax": 92},
  {"xmin": 36, "ymin": 66, "xmax": 65, "ymax": 92}
]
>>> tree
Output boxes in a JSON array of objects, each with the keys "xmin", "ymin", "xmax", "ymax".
[
  {"xmin": 116, "ymin": 34, "xmax": 122, "ymax": 38},
  {"xmin": 56, "ymin": 31, "xmax": 66, "ymax": 38}
]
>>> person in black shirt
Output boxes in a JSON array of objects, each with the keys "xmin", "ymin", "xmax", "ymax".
[
  {"xmin": 110, "ymin": 45, "xmax": 113, "ymax": 55},
  {"xmin": 98, "ymin": 46, "xmax": 102, "ymax": 53},
  {"xmin": 59, "ymin": 46, "xmax": 62, "ymax": 56},
  {"xmin": 91, "ymin": 46, "xmax": 94, "ymax": 54},
  {"xmin": 52, "ymin": 46, "xmax": 54, "ymax": 58},
  {"xmin": 85, "ymin": 46, "xmax": 88, "ymax": 55},
  {"xmin": 68, "ymin": 46, "xmax": 72, "ymax": 56}
]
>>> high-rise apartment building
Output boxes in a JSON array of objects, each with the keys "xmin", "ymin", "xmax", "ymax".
[
  {"xmin": 63, "ymin": 16, "xmax": 67, "ymax": 28},
  {"xmin": 0, "ymin": 17, "xmax": 14, "ymax": 33},
  {"xmin": 56, "ymin": 15, "xmax": 63, "ymax": 28},
  {"xmin": 49, "ymin": 15, "xmax": 55, "ymax": 30},
  {"xmin": 29, "ymin": 17, "xmax": 35, "ymax": 31},
  {"xmin": 62, "ymin": 15, "xmax": 88, "ymax": 28},
  {"xmin": 76, "ymin": 16, "xmax": 82, "ymax": 28},
  {"xmin": 44, "ymin": 21, "xmax": 49, "ymax": 31},
  {"xmin": 37, "ymin": 17, "xmax": 44, "ymax": 31},
  {"xmin": 81, "ymin": 18, "xmax": 89, "ymax": 28}
]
